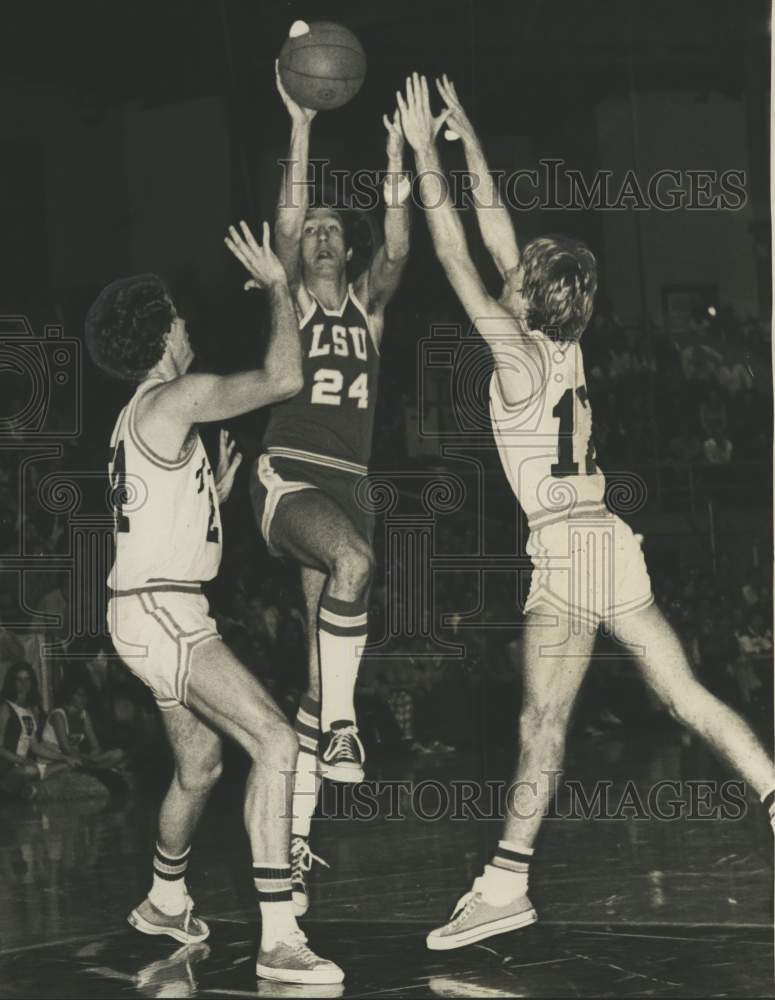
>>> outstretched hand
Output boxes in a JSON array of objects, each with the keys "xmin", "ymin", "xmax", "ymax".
[
  {"xmin": 396, "ymin": 73, "xmax": 451, "ymax": 153},
  {"xmin": 276, "ymin": 60, "xmax": 316, "ymax": 125},
  {"xmin": 435, "ymin": 74, "xmax": 477, "ymax": 144},
  {"xmin": 214, "ymin": 429, "xmax": 243, "ymax": 504},
  {"xmin": 224, "ymin": 221, "xmax": 286, "ymax": 291},
  {"xmin": 382, "ymin": 108, "xmax": 405, "ymax": 161}
]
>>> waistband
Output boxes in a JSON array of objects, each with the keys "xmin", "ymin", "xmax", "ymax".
[
  {"xmin": 265, "ymin": 446, "xmax": 368, "ymax": 476},
  {"xmin": 108, "ymin": 582, "xmax": 204, "ymax": 598}
]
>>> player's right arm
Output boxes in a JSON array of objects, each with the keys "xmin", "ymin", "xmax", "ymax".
[
  {"xmin": 274, "ymin": 61, "xmax": 316, "ymax": 304},
  {"xmin": 399, "ymin": 74, "xmax": 538, "ymax": 407},
  {"xmin": 435, "ymin": 75, "xmax": 520, "ymax": 281},
  {"xmin": 147, "ymin": 223, "xmax": 303, "ymax": 430}
]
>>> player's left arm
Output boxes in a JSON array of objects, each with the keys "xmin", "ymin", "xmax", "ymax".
[
  {"xmin": 399, "ymin": 74, "xmax": 538, "ymax": 407},
  {"xmin": 354, "ymin": 110, "xmax": 411, "ymax": 346},
  {"xmin": 434, "ymin": 75, "xmax": 520, "ymax": 281}
]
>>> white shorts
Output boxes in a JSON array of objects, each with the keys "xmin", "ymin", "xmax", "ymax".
[
  {"xmin": 524, "ymin": 514, "xmax": 654, "ymax": 629},
  {"xmin": 107, "ymin": 587, "xmax": 220, "ymax": 710}
]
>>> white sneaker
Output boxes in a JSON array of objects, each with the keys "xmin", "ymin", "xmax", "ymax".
[
  {"xmin": 426, "ymin": 880, "xmax": 536, "ymax": 951},
  {"xmin": 255, "ymin": 930, "xmax": 344, "ymax": 985}
]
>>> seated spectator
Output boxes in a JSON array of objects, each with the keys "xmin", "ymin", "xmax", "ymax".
[
  {"xmin": 733, "ymin": 609, "xmax": 771, "ymax": 709},
  {"xmin": 703, "ymin": 434, "xmax": 733, "ymax": 465},
  {"xmin": 0, "ymin": 662, "xmax": 73, "ymax": 799},
  {"xmin": 699, "ymin": 388, "xmax": 729, "ymax": 440},
  {"xmin": 735, "ymin": 609, "xmax": 773, "ymax": 658},
  {"xmin": 42, "ymin": 674, "xmax": 126, "ymax": 771}
]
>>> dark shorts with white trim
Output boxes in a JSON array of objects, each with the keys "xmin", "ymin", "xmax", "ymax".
[
  {"xmin": 106, "ymin": 583, "xmax": 219, "ymax": 710},
  {"xmin": 250, "ymin": 452, "xmax": 375, "ymax": 558}
]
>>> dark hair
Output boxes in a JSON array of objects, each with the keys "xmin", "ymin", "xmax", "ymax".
[
  {"xmin": 1, "ymin": 661, "xmax": 41, "ymax": 709},
  {"xmin": 85, "ymin": 273, "xmax": 175, "ymax": 381},
  {"xmin": 521, "ymin": 235, "xmax": 598, "ymax": 342},
  {"xmin": 56, "ymin": 671, "xmax": 92, "ymax": 708}
]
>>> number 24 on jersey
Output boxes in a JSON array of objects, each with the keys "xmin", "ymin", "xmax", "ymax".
[{"xmin": 311, "ymin": 369, "xmax": 368, "ymax": 409}]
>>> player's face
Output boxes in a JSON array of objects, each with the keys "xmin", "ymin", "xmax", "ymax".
[{"xmin": 301, "ymin": 210, "xmax": 349, "ymax": 277}]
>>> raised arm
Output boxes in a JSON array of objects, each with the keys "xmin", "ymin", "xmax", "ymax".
[
  {"xmin": 274, "ymin": 61, "xmax": 316, "ymax": 291},
  {"xmin": 354, "ymin": 110, "xmax": 411, "ymax": 338},
  {"xmin": 398, "ymin": 74, "xmax": 537, "ymax": 406},
  {"xmin": 146, "ymin": 223, "xmax": 303, "ymax": 434},
  {"xmin": 435, "ymin": 75, "xmax": 520, "ymax": 280}
]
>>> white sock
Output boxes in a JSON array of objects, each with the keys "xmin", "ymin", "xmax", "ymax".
[
  {"xmin": 318, "ymin": 596, "xmax": 367, "ymax": 731},
  {"xmin": 477, "ymin": 839, "xmax": 534, "ymax": 905},
  {"xmin": 259, "ymin": 901, "xmax": 299, "ymax": 948},
  {"xmin": 292, "ymin": 749, "xmax": 320, "ymax": 839},
  {"xmin": 254, "ymin": 863, "xmax": 298, "ymax": 948},
  {"xmin": 148, "ymin": 842, "xmax": 190, "ymax": 915}
]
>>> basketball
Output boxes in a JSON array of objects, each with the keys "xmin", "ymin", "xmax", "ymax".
[{"xmin": 278, "ymin": 21, "xmax": 366, "ymax": 111}]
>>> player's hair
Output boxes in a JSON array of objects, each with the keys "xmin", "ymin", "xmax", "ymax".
[
  {"xmin": 85, "ymin": 274, "xmax": 175, "ymax": 382},
  {"xmin": 521, "ymin": 235, "xmax": 597, "ymax": 342}
]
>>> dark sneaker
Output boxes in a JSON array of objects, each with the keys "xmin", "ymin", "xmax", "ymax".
[
  {"xmin": 319, "ymin": 721, "xmax": 365, "ymax": 783},
  {"xmin": 255, "ymin": 930, "xmax": 344, "ymax": 984},
  {"xmin": 128, "ymin": 895, "xmax": 209, "ymax": 945},
  {"xmin": 291, "ymin": 836, "xmax": 330, "ymax": 917},
  {"xmin": 426, "ymin": 882, "xmax": 536, "ymax": 950}
]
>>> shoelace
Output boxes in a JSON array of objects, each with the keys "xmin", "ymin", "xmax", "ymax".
[
  {"xmin": 321, "ymin": 725, "xmax": 364, "ymax": 764},
  {"xmin": 291, "ymin": 838, "xmax": 330, "ymax": 878},
  {"xmin": 447, "ymin": 890, "xmax": 482, "ymax": 928},
  {"xmin": 284, "ymin": 930, "xmax": 324, "ymax": 968}
]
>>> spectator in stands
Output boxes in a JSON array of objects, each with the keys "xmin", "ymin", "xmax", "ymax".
[
  {"xmin": 0, "ymin": 662, "xmax": 73, "ymax": 799},
  {"xmin": 703, "ymin": 434, "xmax": 733, "ymax": 465},
  {"xmin": 42, "ymin": 674, "xmax": 126, "ymax": 771}
]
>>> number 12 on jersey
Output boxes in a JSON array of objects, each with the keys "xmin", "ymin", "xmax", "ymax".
[{"xmin": 551, "ymin": 386, "xmax": 597, "ymax": 477}]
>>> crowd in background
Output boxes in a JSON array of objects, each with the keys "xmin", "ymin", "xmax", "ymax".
[{"xmin": 0, "ymin": 301, "xmax": 771, "ymax": 801}]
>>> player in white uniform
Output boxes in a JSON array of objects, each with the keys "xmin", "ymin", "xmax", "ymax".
[
  {"xmin": 86, "ymin": 222, "xmax": 343, "ymax": 985},
  {"xmin": 398, "ymin": 74, "xmax": 775, "ymax": 949}
]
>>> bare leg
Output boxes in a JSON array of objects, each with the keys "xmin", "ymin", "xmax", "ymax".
[
  {"xmin": 301, "ymin": 566, "xmax": 326, "ymax": 702},
  {"xmin": 184, "ymin": 638, "xmax": 299, "ymax": 863},
  {"xmin": 271, "ymin": 490, "xmax": 372, "ymax": 750},
  {"xmin": 502, "ymin": 607, "xmax": 596, "ymax": 847},
  {"xmin": 612, "ymin": 604, "xmax": 775, "ymax": 797},
  {"xmin": 157, "ymin": 707, "xmax": 222, "ymax": 856}
]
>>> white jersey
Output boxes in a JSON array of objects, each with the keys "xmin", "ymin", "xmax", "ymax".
[
  {"xmin": 107, "ymin": 376, "xmax": 222, "ymax": 591},
  {"xmin": 489, "ymin": 330, "xmax": 606, "ymax": 531}
]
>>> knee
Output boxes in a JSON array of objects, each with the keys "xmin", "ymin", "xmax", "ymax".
[
  {"xmin": 330, "ymin": 541, "xmax": 374, "ymax": 596},
  {"xmin": 661, "ymin": 680, "xmax": 705, "ymax": 728},
  {"xmin": 257, "ymin": 719, "xmax": 299, "ymax": 768},
  {"xmin": 177, "ymin": 754, "xmax": 223, "ymax": 795}
]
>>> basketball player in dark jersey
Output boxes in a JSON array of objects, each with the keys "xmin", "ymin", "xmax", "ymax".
[
  {"xmin": 398, "ymin": 72, "xmax": 775, "ymax": 951},
  {"xmin": 249, "ymin": 65, "xmax": 411, "ymax": 914}
]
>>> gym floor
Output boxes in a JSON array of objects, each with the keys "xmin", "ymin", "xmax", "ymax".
[{"xmin": 0, "ymin": 731, "xmax": 772, "ymax": 998}]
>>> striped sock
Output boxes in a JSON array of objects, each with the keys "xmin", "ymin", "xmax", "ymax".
[
  {"xmin": 292, "ymin": 695, "xmax": 321, "ymax": 839},
  {"xmin": 318, "ymin": 594, "xmax": 368, "ymax": 731},
  {"xmin": 149, "ymin": 842, "xmax": 190, "ymax": 915},
  {"xmin": 253, "ymin": 863, "xmax": 297, "ymax": 946},
  {"xmin": 479, "ymin": 840, "xmax": 534, "ymax": 905}
]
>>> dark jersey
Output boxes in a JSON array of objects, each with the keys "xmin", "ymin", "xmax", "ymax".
[{"xmin": 263, "ymin": 285, "xmax": 379, "ymax": 473}]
